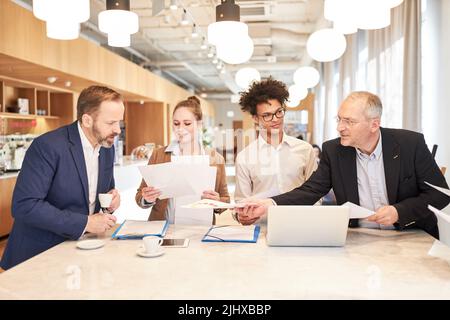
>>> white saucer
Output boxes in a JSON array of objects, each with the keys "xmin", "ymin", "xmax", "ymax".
[
  {"xmin": 76, "ymin": 239, "xmax": 105, "ymax": 250},
  {"xmin": 136, "ymin": 247, "xmax": 165, "ymax": 258}
]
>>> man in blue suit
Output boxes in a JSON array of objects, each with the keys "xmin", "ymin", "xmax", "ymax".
[{"xmin": 1, "ymin": 86, "xmax": 124, "ymax": 270}]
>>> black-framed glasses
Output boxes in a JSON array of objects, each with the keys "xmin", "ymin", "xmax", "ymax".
[{"xmin": 259, "ymin": 108, "xmax": 286, "ymax": 122}]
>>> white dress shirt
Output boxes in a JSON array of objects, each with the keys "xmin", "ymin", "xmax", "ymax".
[
  {"xmin": 78, "ymin": 122, "xmax": 101, "ymax": 215},
  {"xmin": 356, "ymin": 133, "xmax": 394, "ymax": 230},
  {"xmin": 235, "ymin": 133, "xmax": 317, "ymax": 201}
]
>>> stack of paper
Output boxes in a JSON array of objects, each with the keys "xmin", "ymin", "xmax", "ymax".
[
  {"xmin": 111, "ymin": 220, "xmax": 169, "ymax": 239},
  {"xmin": 202, "ymin": 225, "xmax": 260, "ymax": 243},
  {"xmin": 182, "ymin": 199, "xmax": 245, "ymax": 209},
  {"xmin": 342, "ymin": 201, "xmax": 374, "ymax": 219}
]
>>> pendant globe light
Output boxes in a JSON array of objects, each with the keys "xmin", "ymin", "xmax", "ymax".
[
  {"xmin": 98, "ymin": 0, "xmax": 139, "ymax": 47},
  {"xmin": 216, "ymin": 35, "xmax": 254, "ymax": 64},
  {"xmin": 288, "ymin": 85, "xmax": 308, "ymax": 103},
  {"xmin": 235, "ymin": 67, "xmax": 261, "ymax": 89},
  {"xmin": 307, "ymin": 28, "xmax": 347, "ymax": 62},
  {"xmin": 208, "ymin": 0, "xmax": 254, "ymax": 64},
  {"xmin": 293, "ymin": 66, "xmax": 320, "ymax": 89},
  {"xmin": 33, "ymin": 0, "xmax": 90, "ymax": 40},
  {"xmin": 207, "ymin": 0, "xmax": 248, "ymax": 47}
]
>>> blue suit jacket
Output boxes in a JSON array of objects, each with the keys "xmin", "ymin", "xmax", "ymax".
[{"xmin": 0, "ymin": 122, "xmax": 115, "ymax": 270}]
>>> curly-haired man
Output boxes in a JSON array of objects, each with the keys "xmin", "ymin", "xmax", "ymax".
[{"xmin": 234, "ymin": 77, "xmax": 317, "ymax": 208}]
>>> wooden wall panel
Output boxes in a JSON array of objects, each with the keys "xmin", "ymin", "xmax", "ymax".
[
  {"xmin": 0, "ymin": 177, "xmax": 15, "ymax": 237},
  {"xmin": 125, "ymin": 102, "xmax": 165, "ymax": 155}
]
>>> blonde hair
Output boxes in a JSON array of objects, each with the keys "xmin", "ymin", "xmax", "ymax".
[{"xmin": 173, "ymin": 96, "xmax": 202, "ymax": 121}]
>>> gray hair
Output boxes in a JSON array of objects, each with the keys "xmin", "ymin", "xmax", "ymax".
[{"xmin": 346, "ymin": 91, "xmax": 383, "ymax": 119}]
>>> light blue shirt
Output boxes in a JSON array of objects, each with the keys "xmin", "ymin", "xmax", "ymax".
[{"xmin": 356, "ymin": 133, "xmax": 395, "ymax": 230}]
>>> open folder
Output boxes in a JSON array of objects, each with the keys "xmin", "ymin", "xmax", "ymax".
[
  {"xmin": 111, "ymin": 220, "xmax": 169, "ymax": 239},
  {"xmin": 202, "ymin": 225, "xmax": 261, "ymax": 243}
]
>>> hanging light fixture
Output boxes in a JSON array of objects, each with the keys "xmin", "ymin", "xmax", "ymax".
[
  {"xmin": 387, "ymin": 0, "xmax": 404, "ymax": 8},
  {"xmin": 98, "ymin": 0, "xmax": 139, "ymax": 47},
  {"xmin": 307, "ymin": 28, "xmax": 347, "ymax": 62},
  {"xmin": 216, "ymin": 35, "xmax": 253, "ymax": 64},
  {"xmin": 33, "ymin": 0, "xmax": 90, "ymax": 40},
  {"xmin": 207, "ymin": 0, "xmax": 254, "ymax": 64},
  {"xmin": 191, "ymin": 24, "xmax": 199, "ymax": 38},
  {"xmin": 293, "ymin": 66, "xmax": 320, "ymax": 89},
  {"xmin": 356, "ymin": 0, "xmax": 391, "ymax": 30},
  {"xmin": 288, "ymin": 85, "xmax": 308, "ymax": 104},
  {"xmin": 169, "ymin": 0, "xmax": 178, "ymax": 10},
  {"xmin": 235, "ymin": 67, "xmax": 261, "ymax": 89},
  {"xmin": 207, "ymin": 46, "xmax": 215, "ymax": 58},
  {"xmin": 200, "ymin": 37, "xmax": 208, "ymax": 50},
  {"xmin": 207, "ymin": 0, "xmax": 248, "ymax": 46},
  {"xmin": 325, "ymin": 0, "xmax": 395, "ymax": 33},
  {"xmin": 180, "ymin": 9, "xmax": 190, "ymax": 25}
]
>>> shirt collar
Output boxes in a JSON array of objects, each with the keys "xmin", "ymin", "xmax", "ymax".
[
  {"xmin": 356, "ymin": 132, "xmax": 383, "ymax": 160},
  {"xmin": 257, "ymin": 131, "xmax": 294, "ymax": 148},
  {"xmin": 77, "ymin": 122, "xmax": 100, "ymax": 155}
]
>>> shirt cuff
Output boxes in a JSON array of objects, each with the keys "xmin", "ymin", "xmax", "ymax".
[{"xmin": 79, "ymin": 221, "xmax": 88, "ymax": 239}]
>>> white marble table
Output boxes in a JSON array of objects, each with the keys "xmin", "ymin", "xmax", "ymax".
[{"xmin": 1, "ymin": 225, "xmax": 450, "ymax": 300}]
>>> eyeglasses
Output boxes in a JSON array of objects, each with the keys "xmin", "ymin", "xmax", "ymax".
[
  {"xmin": 335, "ymin": 116, "xmax": 360, "ymax": 127},
  {"xmin": 259, "ymin": 108, "xmax": 286, "ymax": 122}
]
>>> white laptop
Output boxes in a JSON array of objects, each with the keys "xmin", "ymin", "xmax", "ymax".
[{"xmin": 266, "ymin": 206, "xmax": 350, "ymax": 247}]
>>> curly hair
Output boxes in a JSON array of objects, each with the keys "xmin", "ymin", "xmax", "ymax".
[{"xmin": 239, "ymin": 77, "xmax": 289, "ymax": 116}]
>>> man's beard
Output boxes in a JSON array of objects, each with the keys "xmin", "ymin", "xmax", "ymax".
[{"xmin": 93, "ymin": 123, "xmax": 116, "ymax": 148}]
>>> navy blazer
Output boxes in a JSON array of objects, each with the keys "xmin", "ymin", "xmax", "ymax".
[
  {"xmin": 272, "ymin": 128, "xmax": 450, "ymax": 239},
  {"xmin": 0, "ymin": 122, "xmax": 115, "ymax": 270}
]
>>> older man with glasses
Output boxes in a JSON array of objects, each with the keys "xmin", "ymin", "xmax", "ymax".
[
  {"xmin": 237, "ymin": 91, "xmax": 450, "ymax": 239},
  {"xmin": 234, "ymin": 77, "xmax": 317, "ymax": 213}
]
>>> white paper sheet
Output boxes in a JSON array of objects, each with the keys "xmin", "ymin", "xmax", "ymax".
[
  {"xmin": 186, "ymin": 165, "xmax": 217, "ymax": 195},
  {"xmin": 428, "ymin": 239, "xmax": 450, "ymax": 262},
  {"xmin": 138, "ymin": 163, "xmax": 193, "ymax": 199},
  {"xmin": 204, "ymin": 225, "xmax": 257, "ymax": 241},
  {"xmin": 429, "ymin": 205, "xmax": 450, "ymax": 248},
  {"xmin": 174, "ymin": 195, "xmax": 213, "ymax": 225},
  {"xmin": 425, "ymin": 181, "xmax": 450, "ymax": 197},
  {"xmin": 173, "ymin": 163, "xmax": 217, "ymax": 225},
  {"xmin": 138, "ymin": 163, "xmax": 217, "ymax": 200},
  {"xmin": 342, "ymin": 202, "xmax": 374, "ymax": 219}
]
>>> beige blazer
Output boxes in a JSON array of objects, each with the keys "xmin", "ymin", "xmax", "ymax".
[{"xmin": 135, "ymin": 145, "xmax": 230, "ymax": 221}]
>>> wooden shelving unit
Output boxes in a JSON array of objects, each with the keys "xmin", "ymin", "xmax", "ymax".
[
  {"xmin": 0, "ymin": 76, "xmax": 75, "ymax": 135},
  {"xmin": 0, "ymin": 112, "xmax": 59, "ymax": 120}
]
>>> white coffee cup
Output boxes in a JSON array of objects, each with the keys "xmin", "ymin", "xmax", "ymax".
[
  {"xmin": 98, "ymin": 193, "xmax": 113, "ymax": 211},
  {"xmin": 143, "ymin": 236, "xmax": 163, "ymax": 254}
]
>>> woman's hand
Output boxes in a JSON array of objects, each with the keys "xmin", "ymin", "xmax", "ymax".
[
  {"xmin": 141, "ymin": 186, "xmax": 161, "ymax": 203},
  {"xmin": 201, "ymin": 190, "xmax": 220, "ymax": 201}
]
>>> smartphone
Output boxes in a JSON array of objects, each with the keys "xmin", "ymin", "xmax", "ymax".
[{"xmin": 161, "ymin": 238, "xmax": 189, "ymax": 248}]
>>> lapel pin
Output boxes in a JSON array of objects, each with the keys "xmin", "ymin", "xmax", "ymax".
[{"xmin": 393, "ymin": 155, "xmax": 399, "ymax": 159}]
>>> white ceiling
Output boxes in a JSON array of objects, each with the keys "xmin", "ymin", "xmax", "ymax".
[{"xmin": 18, "ymin": 0, "xmax": 327, "ymax": 100}]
